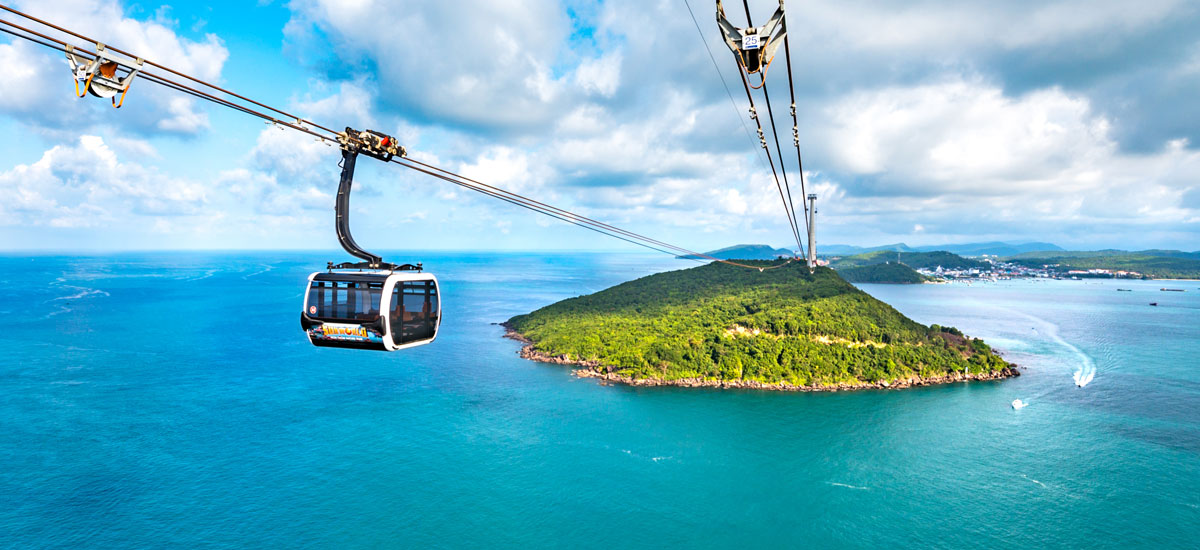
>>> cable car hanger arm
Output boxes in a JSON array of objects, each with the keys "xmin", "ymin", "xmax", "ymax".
[
  {"xmin": 716, "ymin": 0, "xmax": 786, "ymax": 85},
  {"xmin": 330, "ymin": 127, "xmax": 421, "ymax": 272}
]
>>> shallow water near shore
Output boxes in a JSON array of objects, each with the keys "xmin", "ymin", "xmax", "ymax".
[{"xmin": 2, "ymin": 252, "xmax": 1198, "ymax": 548}]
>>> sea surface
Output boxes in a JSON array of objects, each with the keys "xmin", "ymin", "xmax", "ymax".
[{"xmin": 1, "ymin": 252, "xmax": 1198, "ymax": 548}]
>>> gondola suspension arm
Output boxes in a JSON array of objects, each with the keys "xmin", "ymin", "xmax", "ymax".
[{"xmin": 330, "ymin": 127, "xmax": 421, "ymax": 272}]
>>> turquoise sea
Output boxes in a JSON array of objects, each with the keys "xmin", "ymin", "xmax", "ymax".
[{"xmin": 2, "ymin": 252, "xmax": 1198, "ymax": 548}]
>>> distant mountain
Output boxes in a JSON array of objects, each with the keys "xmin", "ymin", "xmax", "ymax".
[
  {"xmin": 819, "ymin": 241, "xmax": 1062, "ymax": 257},
  {"xmin": 916, "ymin": 242, "xmax": 1063, "ymax": 256},
  {"xmin": 677, "ymin": 244, "xmax": 796, "ymax": 260},
  {"xmin": 819, "ymin": 243, "xmax": 914, "ymax": 255}
]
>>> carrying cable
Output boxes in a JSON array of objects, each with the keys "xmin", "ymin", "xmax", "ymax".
[
  {"xmin": 780, "ymin": 29, "xmax": 811, "ymax": 233},
  {"xmin": 758, "ymin": 66, "xmax": 803, "ymax": 257},
  {"xmin": 0, "ymin": 4, "xmax": 797, "ymax": 272},
  {"xmin": 728, "ymin": 0, "xmax": 806, "ymax": 260},
  {"xmin": 740, "ymin": 0, "xmax": 804, "ymax": 251}
]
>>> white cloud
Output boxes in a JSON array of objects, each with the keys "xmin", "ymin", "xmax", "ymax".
[
  {"xmin": 458, "ymin": 147, "xmax": 542, "ymax": 195},
  {"xmin": 824, "ymin": 78, "xmax": 1112, "ymax": 194},
  {"xmin": 809, "ymin": 77, "xmax": 1200, "ymax": 246},
  {"xmin": 0, "ymin": 135, "xmax": 206, "ymax": 228},
  {"xmin": 285, "ymin": 0, "xmax": 575, "ymax": 131},
  {"xmin": 802, "ymin": 0, "xmax": 1188, "ymax": 52},
  {"xmin": 250, "ymin": 124, "xmax": 339, "ymax": 184},
  {"xmin": 574, "ymin": 52, "xmax": 623, "ymax": 97},
  {"xmin": 293, "ymin": 80, "xmax": 378, "ymax": 130},
  {"xmin": 3, "ymin": 0, "xmax": 1198, "ymax": 251}
]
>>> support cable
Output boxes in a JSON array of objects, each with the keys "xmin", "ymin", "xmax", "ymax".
[
  {"xmin": 758, "ymin": 73, "xmax": 804, "ymax": 256},
  {"xmin": 741, "ymin": 0, "xmax": 804, "ymax": 260},
  {"xmin": 735, "ymin": 65, "xmax": 804, "ymax": 259},
  {"xmin": 727, "ymin": 4, "xmax": 805, "ymax": 260},
  {"xmin": 781, "ymin": 28, "xmax": 812, "ymax": 233},
  {"xmin": 0, "ymin": 5, "xmax": 797, "ymax": 272}
]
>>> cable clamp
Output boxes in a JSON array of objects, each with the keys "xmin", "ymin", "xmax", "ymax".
[{"xmin": 339, "ymin": 127, "xmax": 406, "ymax": 161}]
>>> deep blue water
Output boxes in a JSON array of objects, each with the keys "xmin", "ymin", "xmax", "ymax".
[{"xmin": 2, "ymin": 252, "xmax": 1198, "ymax": 548}]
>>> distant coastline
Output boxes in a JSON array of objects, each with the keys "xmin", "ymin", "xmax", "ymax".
[{"xmin": 503, "ymin": 324, "xmax": 1019, "ymax": 392}]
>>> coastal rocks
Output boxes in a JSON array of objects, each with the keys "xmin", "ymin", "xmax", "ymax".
[
  {"xmin": 504, "ymin": 326, "xmax": 1019, "ymax": 393},
  {"xmin": 570, "ymin": 365, "xmax": 1018, "ymax": 392}
]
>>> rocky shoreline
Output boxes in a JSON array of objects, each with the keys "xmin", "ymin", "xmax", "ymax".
[{"xmin": 502, "ymin": 325, "xmax": 1019, "ymax": 392}]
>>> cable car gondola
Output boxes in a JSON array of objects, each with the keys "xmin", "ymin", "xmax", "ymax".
[{"xmin": 299, "ymin": 128, "xmax": 441, "ymax": 351}]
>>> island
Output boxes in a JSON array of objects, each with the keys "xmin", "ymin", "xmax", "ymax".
[
  {"xmin": 676, "ymin": 244, "xmax": 795, "ymax": 260},
  {"xmin": 829, "ymin": 250, "xmax": 988, "ymax": 271},
  {"xmin": 504, "ymin": 260, "xmax": 1017, "ymax": 391},
  {"xmin": 1003, "ymin": 250, "xmax": 1200, "ymax": 279},
  {"xmin": 835, "ymin": 262, "xmax": 930, "ymax": 284},
  {"xmin": 827, "ymin": 250, "xmax": 986, "ymax": 283}
]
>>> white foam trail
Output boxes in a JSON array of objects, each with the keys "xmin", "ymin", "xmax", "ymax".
[
  {"xmin": 1021, "ymin": 474, "xmax": 1047, "ymax": 489},
  {"xmin": 1012, "ymin": 399, "xmax": 1028, "ymax": 409},
  {"xmin": 43, "ymin": 305, "xmax": 73, "ymax": 318},
  {"xmin": 51, "ymin": 287, "xmax": 110, "ymax": 301},
  {"xmin": 621, "ymin": 449, "xmax": 673, "ymax": 463},
  {"xmin": 995, "ymin": 306, "xmax": 1096, "ymax": 387},
  {"xmin": 186, "ymin": 270, "xmax": 217, "ymax": 282},
  {"xmin": 827, "ymin": 482, "xmax": 870, "ymax": 490},
  {"xmin": 242, "ymin": 264, "xmax": 275, "ymax": 279},
  {"xmin": 44, "ymin": 285, "xmax": 110, "ymax": 318}
]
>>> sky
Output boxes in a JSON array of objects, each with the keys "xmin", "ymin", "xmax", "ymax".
[{"xmin": 0, "ymin": 0, "xmax": 1198, "ymax": 253}]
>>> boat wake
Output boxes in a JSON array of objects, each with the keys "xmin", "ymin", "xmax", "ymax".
[
  {"xmin": 51, "ymin": 287, "xmax": 110, "ymax": 301},
  {"xmin": 44, "ymin": 285, "xmax": 110, "ymax": 318},
  {"xmin": 1021, "ymin": 474, "xmax": 1047, "ymax": 489},
  {"xmin": 999, "ymin": 307, "xmax": 1097, "ymax": 388},
  {"xmin": 827, "ymin": 482, "xmax": 869, "ymax": 490},
  {"xmin": 1011, "ymin": 399, "xmax": 1028, "ymax": 409},
  {"xmin": 621, "ymin": 449, "xmax": 673, "ymax": 463}
]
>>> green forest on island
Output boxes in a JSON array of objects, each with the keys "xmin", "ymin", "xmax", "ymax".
[
  {"xmin": 1003, "ymin": 250, "xmax": 1200, "ymax": 279},
  {"xmin": 835, "ymin": 262, "xmax": 930, "ymax": 284},
  {"xmin": 507, "ymin": 261, "xmax": 1011, "ymax": 386},
  {"xmin": 829, "ymin": 250, "xmax": 988, "ymax": 270}
]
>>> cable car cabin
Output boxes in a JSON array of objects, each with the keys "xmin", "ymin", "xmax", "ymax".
[{"xmin": 300, "ymin": 271, "xmax": 440, "ymax": 351}]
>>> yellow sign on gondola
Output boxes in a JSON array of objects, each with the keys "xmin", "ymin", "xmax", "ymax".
[{"xmin": 320, "ymin": 324, "xmax": 370, "ymax": 339}]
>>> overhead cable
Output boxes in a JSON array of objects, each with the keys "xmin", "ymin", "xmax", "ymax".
[{"xmin": 0, "ymin": 4, "xmax": 798, "ymax": 272}]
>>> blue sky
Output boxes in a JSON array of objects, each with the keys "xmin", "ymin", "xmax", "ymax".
[{"xmin": 1, "ymin": 0, "xmax": 1198, "ymax": 252}]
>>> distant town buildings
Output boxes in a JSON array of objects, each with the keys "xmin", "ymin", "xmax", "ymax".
[{"xmin": 911, "ymin": 259, "xmax": 1144, "ymax": 282}]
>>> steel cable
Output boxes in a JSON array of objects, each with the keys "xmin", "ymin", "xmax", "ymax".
[{"xmin": 0, "ymin": 4, "xmax": 797, "ymax": 271}]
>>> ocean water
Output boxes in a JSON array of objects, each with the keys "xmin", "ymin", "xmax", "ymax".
[{"xmin": 1, "ymin": 252, "xmax": 1197, "ymax": 548}]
